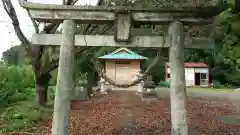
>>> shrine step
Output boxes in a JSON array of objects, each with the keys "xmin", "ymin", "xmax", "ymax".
[
  {"xmin": 141, "ymin": 90, "xmax": 159, "ymax": 103},
  {"xmin": 104, "ymin": 84, "xmax": 137, "ymax": 91},
  {"xmin": 112, "ymin": 86, "xmax": 138, "ymax": 91},
  {"xmin": 142, "ymin": 91, "xmax": 158, "ymax": 98}
]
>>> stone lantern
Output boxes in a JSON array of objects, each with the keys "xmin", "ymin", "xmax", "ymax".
[
  {"xmin": 143, "ymin": 75, "xmax": 156, "ymax": 92},
  {"xmin": 72, "ymin": 79, "xmax": 88, "ymax": 100}
]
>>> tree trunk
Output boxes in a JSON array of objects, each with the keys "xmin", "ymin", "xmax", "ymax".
[
  {"xmin": 86, "ymin": 71, "xmax": 95, "ymax": 98},
  {"xmin": 35, "ymin": 71, "xmax": 52, "ymax": 106},
  {"xmin": 36, "ymin": 82, "xmax": 48, "ymax": 106}
]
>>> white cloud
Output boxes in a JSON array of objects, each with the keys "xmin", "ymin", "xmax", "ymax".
[{"xmin": 0, "ymin": 0, "xmax": 98, "ymax": 58}]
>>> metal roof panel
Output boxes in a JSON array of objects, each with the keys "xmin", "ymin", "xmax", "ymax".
[
  {"xmin": 97, "ymin": 48, "xmax": 148, "ymax": 60},
  {"xmin": 166, "ymin": 62, "xmax": 209, "ymax": 68}
]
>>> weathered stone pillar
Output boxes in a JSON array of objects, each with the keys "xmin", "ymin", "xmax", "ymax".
[
  {"xmin": 143, "ymin": 75, "xmax": 156, "ymax": 92},
  {"xmin": 51, "ymin": 20, "xmax": 76, "ymax": 135},
  {"xmin": 137, "ymin": 81, "xmax": 143, "ymax": 93},
  {"xmin": 137, "ymin": 73, "xmax": 144, "ymax": 94},
  {"xmin": 168, "ymin": 21, "xmax": 188, "ymax": 135}
]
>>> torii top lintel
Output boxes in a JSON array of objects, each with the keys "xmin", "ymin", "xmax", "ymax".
[{"xmin": 19, "ymin": 0, "xmax": 227, "ymax": 25}]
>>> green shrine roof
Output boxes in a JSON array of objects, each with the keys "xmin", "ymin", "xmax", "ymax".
[{"xmin": 97, "ymin": 48, "xmax": 148, "ymax": 60}]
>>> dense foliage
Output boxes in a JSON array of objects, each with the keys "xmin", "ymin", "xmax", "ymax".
[
  {"xmin": 0, "ymin": 65, "xmax": 35, "ymax": 107},
  {"xmin": 0, "ymin": 64, "xmax": 56, "ymax": 106}
]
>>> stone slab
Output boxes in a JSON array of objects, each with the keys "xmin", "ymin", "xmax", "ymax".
[{"xmin": 215, "ymin": 115, "xmax": 240, "ymax": 125}]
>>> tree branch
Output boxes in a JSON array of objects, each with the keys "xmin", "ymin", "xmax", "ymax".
[
  {"xmin": 40, "ymin": 0, "xmax": 107, "ymax": 75},
  {"xmin": 26, "ymin": 10, "xmax": 39, "ymax": 33},
  {"xmin": 82, "ymin": 0, "xmax": 104, "ymax": 34},
  {"xmin": 72, "ymin": 0, "xmax": 79, "ymax": 5},
  {"xmin": 2, "ymin": 0, "xmax": 10, "ymax": 15},
  {"xmin": 34, "ymin": 46, "xmax": 44, "ymax": 70},
  {"xmin": 41, "ymin": 48, "xmax": 88, "ymax": 75},
  {"xmin": 1, "ymin": 0, "xmax": 31, "ymax": 52},
  {"xmin": 34, "ymin": 23, "xmax": 60, "ymax": 71},
  {"xmin": 64, "ymin": 0, "xmax": 73, "ymax": 5},
  {"xmin": 3, "ymin": 0, "xmax": 111, "ymax": 76}
]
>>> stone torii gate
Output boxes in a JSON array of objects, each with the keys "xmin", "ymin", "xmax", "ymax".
[{"xmin": 18, "ymin": 0, "xmax": 227, "ymax": 135}]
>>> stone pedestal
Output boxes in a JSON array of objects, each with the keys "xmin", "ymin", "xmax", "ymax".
[
  {"xmin": 137, "ymin": 81, "xmax": 144, "ymax": 93},
  {"xmin": 143, "ymin": 75, "xmax": 156, "ymax": 92},
  {"xmin": 72, "ymin": 79, "xmax": 88, "ymax": 100},
  {"xmin": 99, "ymin": 78, "xmax": 107, "ymax": 94}
]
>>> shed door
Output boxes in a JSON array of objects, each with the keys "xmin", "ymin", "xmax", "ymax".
[{"xmin": 115, "ymin": 61, "xmax": 133, "ymax": 84}]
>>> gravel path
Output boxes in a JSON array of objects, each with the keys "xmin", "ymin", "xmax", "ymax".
[{"xmin": 12, "ymin": 90, "xmax": 240, "ymax": 135}]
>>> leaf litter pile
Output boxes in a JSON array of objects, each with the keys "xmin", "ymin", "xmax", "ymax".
[{"xmin": 15, "ymin": 91, "xmax": 240, "ymax": 135}]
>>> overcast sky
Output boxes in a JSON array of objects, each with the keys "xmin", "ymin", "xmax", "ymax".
[{"xmin": 0, "ymin": 0, "xmax": 98, "ymax": 58}]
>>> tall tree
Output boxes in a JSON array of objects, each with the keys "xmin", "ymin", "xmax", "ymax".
[
  {"xmin": 211, "ymin": 0, "xmax": 240, "ymax": 85},
  {"xmin": 1, "ymin": 0, "xmax": 108, "ymax": 105}
]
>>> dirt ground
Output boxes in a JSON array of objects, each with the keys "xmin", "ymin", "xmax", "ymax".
[{"xmin": 12, "ymin": 90, "xmax": 240, "ymax": 135}]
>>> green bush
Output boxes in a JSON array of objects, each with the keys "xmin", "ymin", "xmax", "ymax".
[
  {"xmin": 212, "ymin": 80, "xmax": 221, "ymax": 88},
  {"xmin": 0, "ymin": 65, "xmax": 35, "ymax": 107},
  {"xmin": 158, "ymin": 81, "xmax": 170, "ymax": 88},
  {"xmin": 224, "ymin": 83, "xmax": 232, "ymax": 89},
  {"xmin": 49, "ymin": 69, "xmax": 58, "ymax": 86},
  {"xmin": 48, "ymin": 86, "xmax": 56, "ymax": 100},
  {"xmin": 0, "ymin": 101, "xmax": 53, "ymax": 132}
]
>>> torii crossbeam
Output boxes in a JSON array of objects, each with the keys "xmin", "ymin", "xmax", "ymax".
[{"xmin": 18, "ymin": 0, "xmax": 227, "ymax": 135}]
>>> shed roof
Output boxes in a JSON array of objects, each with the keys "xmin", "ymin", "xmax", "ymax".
[
  {"xmin": 166, "ymin": 62, "xmax": 209, "ymax": 68},
  {"xmin": 97, "ymin": 48, "xmax": 148, "ymax": 60}
]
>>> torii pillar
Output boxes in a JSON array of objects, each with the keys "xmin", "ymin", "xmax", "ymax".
[
  {"xmin": 168, "ymin": 21, "xmax": 187, "ymax": 134},
  {"xmin": 51, "ymin": 20, "xmax": 76, "ymax": 135}
]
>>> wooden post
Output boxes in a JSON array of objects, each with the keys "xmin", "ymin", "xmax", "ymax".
[
  {"xmin": 168, "ymin": 21, "xmax": 188, "ymax": 135},
  {"xmin": 51, "ymin": 20, "xmax": 76, "ymax": 135}
]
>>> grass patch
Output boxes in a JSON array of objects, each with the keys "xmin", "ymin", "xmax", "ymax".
[
  {"xmin": 156, "ymin": 86, "xmax": 237, "ymax": 93},
  {"xmin": 0, "ymin": 100, "xmax": 53, "ymax": 133},
  {"xmin": 186, "ymin": 87, "xmax": 237, "ymax": 93},
  {"xmin": 155, "ymin": 87, "xmax": 240, "ymax": 99}
]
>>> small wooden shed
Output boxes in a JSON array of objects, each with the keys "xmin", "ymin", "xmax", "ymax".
[
  {"xmin": 165, "ymin": 62, "xmax": 210, "ymax": 87},
  {"xmin": 97, "ymin": 48, "xmax": 147, "ymax": 88}
]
